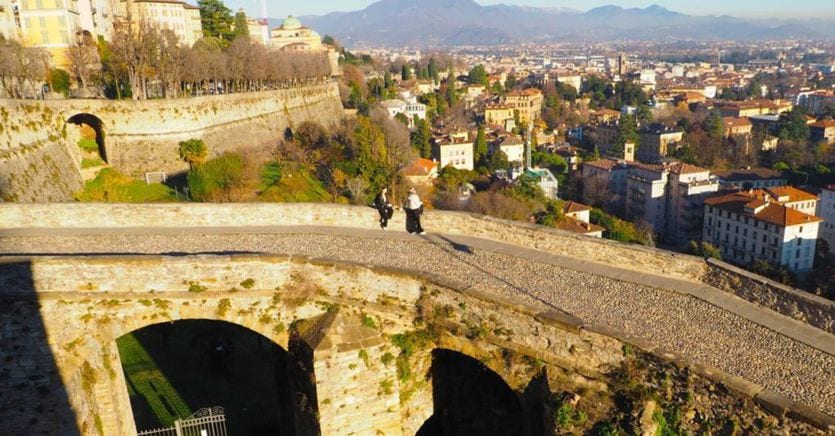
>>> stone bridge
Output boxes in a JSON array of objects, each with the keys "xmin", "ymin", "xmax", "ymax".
[
  {"xmin": 0, "ymin": 82, "xmax": 343, "ymax": 202},
  {"xmin": 0, "ymin": 204, "xmax": 833, "ymax": 435}
]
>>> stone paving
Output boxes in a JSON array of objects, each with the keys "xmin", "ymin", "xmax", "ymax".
[{"xmin": 1, "ymin": 227, "xmax": 834, "ymax": 417}]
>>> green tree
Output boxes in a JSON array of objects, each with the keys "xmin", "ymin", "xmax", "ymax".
[
  {"xmin": 428, "ymin": 57, "xmax": 439, "ymax": 83},
  {"xmin": 671, "ymin": 144, "xmax": 696, "ymax": 164},
  {"xmin": 445, "ymin": 81, "xmax": 457, "ymax": 107},
  {"xmin": 778, "ymin": 109, "xmax": 810, "ymax": 143},
  {"xmin": 410, "ymin": 118, "xmax": 432, "ymax": 158},
  {"xmin": 474, "ymin": 126, "xmax": 488, "ymax": 169},
  {"xmin": 49, "ymin": 68, "xmax": 71, "ymax": 96},
  {"xmin": 613, "ymin": 113, "xmax": 639, "ymax": 156},
  {"xmin": 636, "ymin": 105, "xmax": 653, "ymax": 123},
  {"xmin": 178, "ymin": 139, "xmax": 208, "ymax": 169},
  {"xmin": 505, "ymin": 73, "xmax": 517, "ymax": 92},
  {"xmin": 704, "ymin": 109, "xmax": 725, "ymax": 141},
  {"xmin": 198, "ymin": 0, "xmax": 234, "ymax": 42},
  {"xmin": 468, "ymin": 64, "xmax": 489, "ymax": 87},
  {"xmin": 401, "ymin": 64, "xmax": 412, "ymax": 81},
  {"xmin": 232, "ymin": 10, "xmax": 249, "ymax": 38}
]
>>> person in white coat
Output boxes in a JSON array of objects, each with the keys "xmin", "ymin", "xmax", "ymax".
[{"xmin": 403, "ymin": 188, "xmax": 425, "ymax": 235}]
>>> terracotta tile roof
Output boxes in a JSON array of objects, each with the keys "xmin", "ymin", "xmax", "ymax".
[
  {"xmin": 713, "ymin": 168, "xmax": 783, "ymax": 181},
  {"xmin": 723, "ymin": 117, "xmax": 753, "ymax": 128},
  {"xmin": 507, "ymin": 88, "xmax": 542, "ymax": 97},
  {"xmin": 402, "ymin": 158, "xmax": 437, "ymax": 177},
  {"xmin": 583, "ymin": 159, "xmax": 624, "ymax": 171},
  {"xmin": 705, "ymin": 192, "xmax": 821, "ymax": 227},
  {"xmin": 563, "ymin": 201, "xmax": 591, "ymax": 214},
  {"xmin": 557, "ymin": 217, "xmax": 605, "ymax": 235},
  {"xmin": 810, "ymin": 120, "xmax": 835, "ymax": 129},
  {"xmin": 765, "ymin": 186, "xmax": 818, "ymax": 203}
]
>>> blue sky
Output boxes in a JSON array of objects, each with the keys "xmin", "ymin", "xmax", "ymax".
[{"xmin": 226, "ymin": 0, "xmax": 835, "ymax": 20}]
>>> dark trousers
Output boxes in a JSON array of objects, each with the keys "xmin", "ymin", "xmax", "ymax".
[
  {"xmin": 405, "ymin": 208, "xmax": 424, "ymax": 234},
  {"xmin": 377, "ymin": 206, "xmax": 392, "ymax": 228}
]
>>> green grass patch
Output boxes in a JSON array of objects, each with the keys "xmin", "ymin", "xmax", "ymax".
[
  {"xmin": 259, "ymin": 165, "xmax": 330, "ymax": 203},
  {"xmin": 78, "ymin": 138, "xmax": 98, "ymax": 152},
  {"xmin": 75, "ymin": 168, "xmax": 175, "ymax": 202},
  {"xmin": 116, "ymin": 334, "xmax": 192, "ymax": 426},
  {"xmin": 81, "ymin": 158, "xmax": 105, "ymax": 169}
]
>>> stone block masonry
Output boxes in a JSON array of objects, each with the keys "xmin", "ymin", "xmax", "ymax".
[{"xmin": 0, "ymin": 81, "xmax": 344, "ymax": 202}]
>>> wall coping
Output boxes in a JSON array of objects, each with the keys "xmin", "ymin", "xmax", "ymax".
[{"xmin": 706, "ymin": 258, "xmax": 835, "ymax": 310}]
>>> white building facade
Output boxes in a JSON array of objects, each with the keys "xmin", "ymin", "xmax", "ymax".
[
  {"xmin": 703, "ymin": 192, "xmax": 821, "ymax": 273},
  {"xmin": 818, "ymin": 185, "xmax": 835, "ymax": 252}
]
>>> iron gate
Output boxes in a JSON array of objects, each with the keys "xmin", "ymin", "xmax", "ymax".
[{"xmin": 137, "ymin": 406, "xmax": 227, "ymax": 436}]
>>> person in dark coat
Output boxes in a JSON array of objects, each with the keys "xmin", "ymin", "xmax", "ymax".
[
  {"xmin": 403, "ymin": 188, "xmax": 425, "ymax": 235},
  {"xmin": 374, "ymin": 188, "xmax": 394, "ymax": 230}
]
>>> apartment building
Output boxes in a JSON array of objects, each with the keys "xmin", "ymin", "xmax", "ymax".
[
  {"xmin": 1, "ymin": 0, "xmax": 20, "ymax": 40},
  {"xmin": 434, "ymin": 137, "xmax": 474, "ymax": 171},
  {"xmin": 484, "ymin": 103, "xmax": 515, "ymax": 127},
  {"xmin": 490, "ymin": 134, "xmax": 524, "ymax": 165},
  {"xmin": 636, "ymin": 124, "xmax": 684, "ymax": 163},
  {"xmin": 625, "ymin": 162, "xmax": 719, "ymax": 244},
  {"xmin": 810, "ymin": 120, "xmax": 835, "ymax": 144},
  {"xmin": 130, "ymin": 0, "xmax": 202, "ymax": 47},
  {"xmin": 14, "ymin": 0, "xmax": 84, "ymax": 64},
  {"xmin": 819, "ymin": 185, "xmax": 835, "ymax": 252},
  {"xmin": 703, "ymin": 191, "xmax": 821, "ymax": 272},
  {"xmin": 713, "ymin": 168, "xmax": 786, "ymax": 190},
  {"xmin": 505, "ymin": 88, "xmax": 543, "ymax": 125}
]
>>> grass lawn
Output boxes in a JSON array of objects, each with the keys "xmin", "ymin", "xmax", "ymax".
[
  {"xmin": 117, "ymin": 321, "xmax": 289, "ymax": 434},
  {"xmin": 75, "ymin": 168, "xmax": 176, "ymax": 202},
  {"xmin": 259, "ymin": 166, "xmax": 331, "ymax": 203}
]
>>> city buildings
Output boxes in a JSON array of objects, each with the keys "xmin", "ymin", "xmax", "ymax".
[
  {"xmin": 435, "ymin": 136, "xmax": 474, "ymax": 171},
  {"xmin": 810, "ymin": 120, "xmax": 835, "ymax": 144},
  {"xmin": 713, "ymin": 168, "xmax": 787, "ymax": 190},
  {"xmin": 380, "ymin": 98, "xmax": 427, "ymax": 128},
  {"xmin": 636, "ymin": 124, "xmax": 685, "ymax": 163},
  {"xmin": 504, "ymin": 88, "xmax": 543, "ymax": 125},
  {"xmin": 558, "ymin": 201, "xmax": 604, "ymax": 237},
  {"xmin": 625, "ymin": 162, "xmax": 719, "ymax": 244},
  {"xmin": 130, "ymin": 0, "xmax": 203, "ymax": 47},
  {"xmin": 270, "ymin": 15, "xmax": 323, "ymax": 52},
  {"xmin": 703, "ymin": 190, "xmax": 821, "ymax": 272},
  {"xmin": 484, "ymin": 103, "xmax": 515, "ymax": 127},
  {"xmin": 490, "ymin": 134, "xmax": 525, "ymax": 165},
  {"xmin": 819, "ymin": 185, "xmax": 835, "ymax": 252}
]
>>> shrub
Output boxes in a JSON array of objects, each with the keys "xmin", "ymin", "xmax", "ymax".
[
  {"xmin": 187, "ymin": 153, "xmax": 245, "ymax": 201},
  {"xmin": 50, "ymin": 68, "xmax": 71, "ymax": 95},
  {"xmin": 178, "ymin": 139, "xmax": 208, "ymax": 168}
]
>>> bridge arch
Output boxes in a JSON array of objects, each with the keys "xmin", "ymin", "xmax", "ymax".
[
  {"xmin": 116, "ymin": 319, "xmax": 313, "ymax": 435},
  {"xmin": 418, "ymin": 348, "xmax": 527, "ymax": 436},
  {"xmin": 67, "ymin": 113, "xmax": 107, "ymax": 163}
]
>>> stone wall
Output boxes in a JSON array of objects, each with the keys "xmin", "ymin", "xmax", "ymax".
[
  {"xmin": 0, "ymin": 203, "xmax": 707, "ymax": 281},
  {"xmin": 0, "ymin": 254, "xmax": 624, "ymax": 436},
  {"xmin": 0, "ymin": 102, "xmax": 84, "ymax": 202},
  {"xmin": 0, "ymin": 81, "xmax": 344, "ymax": 201},
  {"xmin": 704, "ymin": 259, "xmax": 835, "ymax": 334}
]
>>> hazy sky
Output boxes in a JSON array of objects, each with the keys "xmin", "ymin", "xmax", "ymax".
[{"xmin": 225, "ymin": 0, "xmax": 835, "ymax": 20}]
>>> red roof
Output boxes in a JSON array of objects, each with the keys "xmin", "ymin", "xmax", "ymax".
[
  {"xmin": 403, "ymin": 158, "xmax": 437, "ymax": 177},
  {"xmin": 705, "ymin": 191, "xmax": 821, "ymax": 227}
]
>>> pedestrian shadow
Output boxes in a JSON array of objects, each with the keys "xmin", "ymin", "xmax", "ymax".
[{"xmin": 419, "ymin": 234, "xmax": 565, "ymax": 313}]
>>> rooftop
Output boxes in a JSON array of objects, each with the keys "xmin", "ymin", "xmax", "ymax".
[
  {"xmin": 713, "ymin": 168, "xmax": 784, "ymax": 181},
  {"xmin": 705, "ymin": 191, "xmax": 821, "ymax": 228}
]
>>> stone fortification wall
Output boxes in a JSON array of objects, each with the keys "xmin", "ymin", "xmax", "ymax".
[
  {"xmin": 0, "ymin": 202, "xmax": 707, "ymax": 281},
  {"xmin": 0, "ymin": 255, "xmax": 624, "ymax": 436},
  {"xmin": 0, "ymin": 102, "xmax": 84, "ymax": 202},
  {"xmin": 705, "ymin": 259, "xmax": 835, "ymax": 334},
  {"xmin": 0, "ymin": 81, "xmax": 344, "ymax": 201}
]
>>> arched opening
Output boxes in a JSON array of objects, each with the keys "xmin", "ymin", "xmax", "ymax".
[
  {"xmin": 67, "ymin": 113, "xmax": 107, "ymax": 164},
  {"xmin": 418, "ymin": 349, "xmax": 527, "ymax": 436},
  {"xmin": 115, "ymin": 320, "xmax": 312, "ymax": 435}
]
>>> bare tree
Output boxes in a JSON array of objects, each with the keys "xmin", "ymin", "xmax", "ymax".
[{"xmin": 66, "ymin": 33, "xmax": 100, "ymax": 93}]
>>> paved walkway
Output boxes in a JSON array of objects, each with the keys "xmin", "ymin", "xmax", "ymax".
[{"xmin": 1, "ymin": 226, "xmax": 834, "ymax": 417}]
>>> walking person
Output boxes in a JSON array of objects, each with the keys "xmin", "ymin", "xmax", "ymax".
[
  {"xmin": 374, "ymin": 187, "xmax": 394, "ymax": 230},
  {"xmin": 403, "ymin": 188, "xmax": 426, "ymax": 235}
]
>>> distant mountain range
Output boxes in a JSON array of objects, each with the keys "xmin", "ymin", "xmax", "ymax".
[{"xmin": 267, "ymin": 0, "xmax": 835, "ymax": 47}]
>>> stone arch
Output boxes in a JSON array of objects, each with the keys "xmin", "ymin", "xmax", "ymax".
[
  {"xmin": 115, "ymin": 319, "xmax": 310, "ymax": 435},
  {"xmin": 67, "ymin": 113, "xmax": 107, "ymax": 163},
  {"xmin": 417, "ymin": 348, "xmax": 527, "ymax": 436}
]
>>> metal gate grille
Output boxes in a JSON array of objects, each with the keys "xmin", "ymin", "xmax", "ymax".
[{"xmin": 138, "ymin": 407, "xmax": 227, "ymax": 436}]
